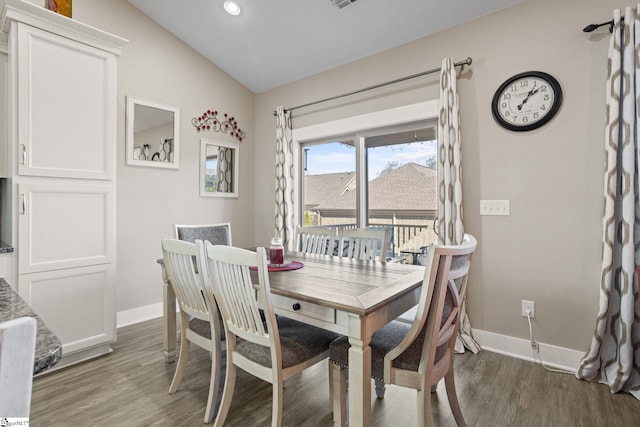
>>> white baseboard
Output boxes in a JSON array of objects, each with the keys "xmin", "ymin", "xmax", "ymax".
[
  {"xmin": 116, "ymin": 302, "xmax": 165, "ymax": 328},
  {"xmin": 472, "ymin": 328, "xmax": 585, "ymax": 373},
  {"xmin": 115, "ymin": 305, "xmax": 585, "ymax": 373}
]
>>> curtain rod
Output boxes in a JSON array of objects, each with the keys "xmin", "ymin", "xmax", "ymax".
[
  {"xmin": 583, "ymin": 19, "xmax": 618, "ymax": 33},
  {"xmin": 272, "ymin": 56, "xmax": 472, "ymax": 116}
]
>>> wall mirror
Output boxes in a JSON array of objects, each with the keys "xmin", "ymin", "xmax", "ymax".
[
  {"xmin": 200, "ymin": 138, "xmax": 239, "ymax": 198},
  {"xmin": 126, "ymin": 96, "xmax": 180, "ymax": 169}
]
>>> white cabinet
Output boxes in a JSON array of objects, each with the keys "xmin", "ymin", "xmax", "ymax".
[
  {"xmin": 2, "ymin": 0, "xmax": 126, "ymax": 366},
  {"xmin": 15, "ymin": 23, "xmax": 116, "ymax": 180},
  {"xmin": 17, "ymin": 181, "xmax": 115, "ymax": 274},
  {"xmin": 0, "ymin": 36, "xmax": 7, "ymax": 178},
  {"xmin": 18, "ymin": 264, "xmax": 114, "ymax": 357}
]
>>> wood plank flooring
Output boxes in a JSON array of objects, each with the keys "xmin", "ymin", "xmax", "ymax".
[{"xmin": 29, "ymin": 318, "xmax": 640, "ymax": 426}]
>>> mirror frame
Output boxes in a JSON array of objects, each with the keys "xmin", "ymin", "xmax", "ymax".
[
  {"xmin": 126, "ymin": 96, "xmax": 180, "ymax": 169},
  {"xmin": 200, "ymin": 138, "xmax": 239, "ymax": 198}
]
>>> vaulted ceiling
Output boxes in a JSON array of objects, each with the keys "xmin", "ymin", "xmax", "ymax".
[{"xmin": 128, "ymin": 0, "xmax": 523, "ymax": 93}]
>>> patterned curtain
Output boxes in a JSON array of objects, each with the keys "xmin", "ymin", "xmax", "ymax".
[
  {"xmin": 216, "ymin": 146, "xmax": 233, "ymax": 193},
  {"xmin": 437, "ymin": 57, "xmax": 481, "ymax": 354},
  {"xmin": 275, "ymin": 106, "xmax": 295, "ymax": 250},
  {"xmin": 576, "ymin": 7, "xmax": 640, "ymax": 399}
]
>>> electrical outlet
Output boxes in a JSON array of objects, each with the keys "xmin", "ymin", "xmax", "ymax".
[{"xmin": 522, "ymin": 300, "xmax": 535, "ymax": 318}]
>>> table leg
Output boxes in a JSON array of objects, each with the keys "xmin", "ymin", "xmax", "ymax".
[
  {"xmin": 161, "ymin": 267, "xmax": 177, "ymax": 363},
  {"xmin": 348, "ymin": 332, "xmax": 372, "ymax": 427}
]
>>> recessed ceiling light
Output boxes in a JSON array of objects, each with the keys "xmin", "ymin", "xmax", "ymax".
[{"xmin": 224, "ymin": 1, "xmax": 241, "ymax": 16}]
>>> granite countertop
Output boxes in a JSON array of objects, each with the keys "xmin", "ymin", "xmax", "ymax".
[
  {"xmin": 0, "ymin": 278, "xmax": 62, "ymax": 374},
  {"xmin": 0, "ymin": 240, "xmax": 14, "ymax": 254}
]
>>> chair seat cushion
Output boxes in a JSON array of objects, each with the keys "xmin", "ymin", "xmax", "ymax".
[
  {"xmin": 189, "ymin": 317, "xmax": 225, "ymax": 341},
  {"xmin": 330, "ymin": 289, "xmax": 453, "ymax": 381},
  {"xmin": 330, "ymin": 321, "xmax": 408, "ymax": 381},
  {"xmin": 235, "ymin": 316, "xmax": 341, "ymax": 369}
]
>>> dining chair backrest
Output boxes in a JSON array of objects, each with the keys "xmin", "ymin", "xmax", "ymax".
[
  {"xmin": 161, "ymin": 238, "xmax": 222, "ymax": 423},
  {"xmin": 338, "ymin": 227, "xmax": 389, "ymax": 262},
  {"xmin": 328, "ymin": 234, "xmax": 477, "ymax": 427},
  {"xmin": 204, "ymin": 242, "xmax": 340, "ymax": 426},
  {"xmin": 385, "ymin": 233, "xmax": 477, "ymax": 424},
  {"xmin": 162, "ymin": 238, "xmax": 215, "ymax": 323},
  {"xmin": 174, "ymin": 223, "xmax": 232, "ymax": 246},
  {"xmin": 205, "ymin": 244, "xmax": 278, "ymax": 355},
  {"xmin": 295, "ymin": 226, "xmax": 336, "ymax": 255},
  {"xmin": 0, "ymin": 317, "xmax": 36, "ymax": 418}
]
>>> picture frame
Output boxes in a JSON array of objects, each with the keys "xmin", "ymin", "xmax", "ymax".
[{"xmin": 126, "ymin": 96, "xmax": 180, "ymax": 169}]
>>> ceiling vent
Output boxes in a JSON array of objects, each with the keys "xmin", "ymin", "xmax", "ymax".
[{"xmin": 331, "ymin": 0, "xmax": 358, "ymax": 10}]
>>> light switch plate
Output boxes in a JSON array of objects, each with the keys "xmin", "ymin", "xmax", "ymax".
[{"xmin": 480, "ymin": 200, "xmax": 510, "ymax": 216}]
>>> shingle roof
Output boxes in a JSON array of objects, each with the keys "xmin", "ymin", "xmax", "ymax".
[
  {"xmin": 307, "ymin": 163, "xmax": 436, "ymax": 212},
  {"xmin": 303, "ymin": 171, "xmax": 355, "ymax": 208}
]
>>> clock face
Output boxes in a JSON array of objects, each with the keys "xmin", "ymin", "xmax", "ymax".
[{"xmin": 491, "ymin": 71, "xmax": 562, "ymax": 131}]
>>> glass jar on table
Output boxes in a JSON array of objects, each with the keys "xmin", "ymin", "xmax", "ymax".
[{"xmin": 269, "ymin": 237, "xmax": 285, "ymax": 265}]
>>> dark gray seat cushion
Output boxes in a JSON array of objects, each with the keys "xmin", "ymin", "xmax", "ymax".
[
  {"xmin": 235, "ymin": 316, "xmax": 341, "ymax": 369},
  {"xmin": 189, "ymin": 317, "xmax": 225, "ymax": 341},
  {"xmin": 330, "ymin": 288, "xmax": 453, "ymax": 381},
  {"xmin": 176, "ymin": 226, "xmax": 230, "ymax": 245},
  {"xmin": 189, "ymin": 306, "xmax": 269, "ymax": 342}
]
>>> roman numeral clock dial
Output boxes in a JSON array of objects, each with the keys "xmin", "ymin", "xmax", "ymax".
[{"xmin": 491, "ymin": 71, "xmax": 562, "ymax": 131}]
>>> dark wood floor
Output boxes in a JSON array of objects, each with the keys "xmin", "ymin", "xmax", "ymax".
[{"xmin": 30, "ymin": 317, "xmax": 639, "ymax": 426}]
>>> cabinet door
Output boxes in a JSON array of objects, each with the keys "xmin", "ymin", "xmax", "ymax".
[
  {"xmin": 0, "ymin": 43, "xmax": 7, "ymax": 178},
  {"xmin": 18, "ymin": 181, "xmax": 115, "ymax": 274},
  {"xmin": 15, "ymin": 22, "xmax": 116, "ymax": 179},
  {"xmin": 18, "ymin": 264, "xmax": 114, "ymax": 355}
]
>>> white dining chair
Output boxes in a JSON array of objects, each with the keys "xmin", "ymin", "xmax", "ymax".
[
  {"xmin": 329, "ymin": 234, "xmax": 477, "ymax": 427},
  {"xmin": 0, "ymin": 316, "xmax": 37, "ymax": 418},
  {"xmin": 338, "ymin": 226, "xmax": 390, "ymax": 262},
  {"xmin": 203, "ymin": 242, "xmax": 341, "ymax": 427},
  {"xmin": 174, "ymin": 223, "xmax": 231, "ymax": 340},
  {"xmin": 161, "ymin": 238, "xmax": 223, "ymax": 423},
  {"xmin": 295, "ymin": 225, "xmax": 337, "ymax": 255}
]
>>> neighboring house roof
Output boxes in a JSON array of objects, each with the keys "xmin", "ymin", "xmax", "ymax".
[
  {"xmin": 307, "ymin": 163, "xmax": 437, "ymax": 213},
  {"xmin": 304, "ymin": 171, "xmax": 355, "ymax": 208}
]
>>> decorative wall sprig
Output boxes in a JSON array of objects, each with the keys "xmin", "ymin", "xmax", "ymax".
[{"xmin": 191, "ymin": 109, "xmax": 245, "ymax": 142}]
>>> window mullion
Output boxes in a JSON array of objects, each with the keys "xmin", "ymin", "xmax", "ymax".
[{"xmin": 355, "ymin": 134, "xmax": 367, "ymax": 227}]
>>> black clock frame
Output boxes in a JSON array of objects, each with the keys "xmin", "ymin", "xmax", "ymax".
[{"xmin": 491, "ymin": 71, "xmax": 562, "ymax": 132}]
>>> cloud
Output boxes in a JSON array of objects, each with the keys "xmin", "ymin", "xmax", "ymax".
[{"xmin": 306, "ymin": 140, "xmax": 436, "ymax": 176}]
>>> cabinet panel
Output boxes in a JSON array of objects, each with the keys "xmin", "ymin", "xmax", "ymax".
[
  {"xmin": 18, "ymin": 181, "xmax": 114, "ymax": 273},
  {"xmin": 0, "ymin": 42, "xmax": 7, "ymax": 178},
  {"xmin": 15, "ymin": 23, "xmax": 115, "ymax": 179},
  {"xmin": 18, "ymin": 264, "xmax": 114, "ymax": 355}
]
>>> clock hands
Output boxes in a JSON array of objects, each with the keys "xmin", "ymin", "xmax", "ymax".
[{"xmin": 517, "ymin": 82, "xmax": 540, "ymax": 111}]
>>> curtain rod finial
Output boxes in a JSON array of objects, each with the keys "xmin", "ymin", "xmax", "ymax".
[{"xmin": 583, "ymin": 20, "xmax": 615, "ymax": 33}]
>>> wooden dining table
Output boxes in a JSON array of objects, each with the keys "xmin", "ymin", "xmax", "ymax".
[{"xmin": 159, "ymin": 251, "xmax": 425, "ymax": 427}]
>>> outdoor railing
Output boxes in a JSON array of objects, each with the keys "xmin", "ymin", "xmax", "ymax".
[{"xmin": 332, "ymin": 222, "xmax": 438, "ymax": 258}]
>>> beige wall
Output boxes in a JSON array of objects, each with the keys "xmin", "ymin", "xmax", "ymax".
[
  {"xmin": 71, "ymin": 0, "xmax": 255, "ymax": 312},
  {"xmin": 254, "ymin": 0, "xmax": 614, "ymax": 351},
  {"xmin": 28, "ymin": 0, "xmax": 617, "ymax": 352}
]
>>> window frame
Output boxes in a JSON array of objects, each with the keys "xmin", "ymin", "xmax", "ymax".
[{"xmin": 292, "ymin": 100, "xmax": 439, "ymax": 229}]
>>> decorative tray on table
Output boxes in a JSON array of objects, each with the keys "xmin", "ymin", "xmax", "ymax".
[{"xmin": 250, "ymin": 260, "xmax": 304, "ymax": 271}]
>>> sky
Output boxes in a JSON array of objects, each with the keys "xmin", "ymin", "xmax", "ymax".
[{"xmin": 305, "ymin": 140, "xmax": 437, "ymax": 179}]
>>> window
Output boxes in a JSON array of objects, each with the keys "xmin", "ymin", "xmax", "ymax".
[
  {"xmin": 300, "ymin": 122, "xmax": 438, "ymax": 259},
  {"xmin": 204, "ymin": 153, "xmax": 218, "ymax": 192}
]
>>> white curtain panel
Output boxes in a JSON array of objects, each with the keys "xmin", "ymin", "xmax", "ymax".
[
  {"xmin": 576, "ymin": 7, "xmax": 640, "ymax": 399},
  {"xmin": 437, "ymin": 57, "xmax": 481, "ymax": 354},
  {"xmin": 274, "ymin": 106, "xmax": 295, "ymax": 250},
  {"xmin": 216, "ymin": 146, "xmax": 233, "ymax": 193}
]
